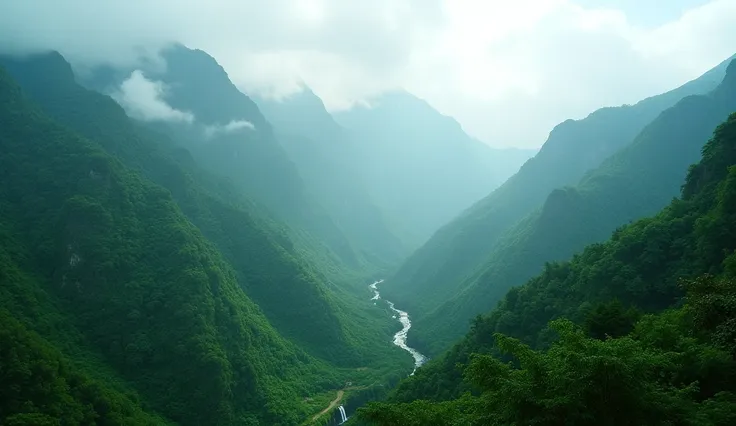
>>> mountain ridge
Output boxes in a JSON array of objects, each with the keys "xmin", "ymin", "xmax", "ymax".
[
  {"xmin": 0, "ymin": 64, "xmax": 340, "ymax": 424},
  {"xmin": 410, "ymin": 58, "xmax": 736, "ymax": 353},
  {"xmin": 382, "ymin": 53, "xmax": 735, "ymax": 354},
  {"xmin": 333, "ymin": 89, "xmax": 535, "ymax": 247},
  {"xmin": 359, "ymin": 107, "xmax": 736, "ymax": 425}
]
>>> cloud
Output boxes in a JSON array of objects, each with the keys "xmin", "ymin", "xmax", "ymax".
[
  {"xmin": 203, "ymin": 120, "xmax": 256, "ymax": 139},
  {"xmin": 111, "ymin": 70, "xmax": 194, "ymax": 123},
  {"xmin": 0, "ymin": 0, "xmax": 734, "ymax": 148}
]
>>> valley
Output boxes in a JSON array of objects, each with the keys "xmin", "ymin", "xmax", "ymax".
[{"xmin": 1, "ymin": 4, "xmax": 736, "ymax": 425}]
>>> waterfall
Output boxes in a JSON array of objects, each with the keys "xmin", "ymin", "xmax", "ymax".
[{"xmin": 338, "ymin": 405, "xmax": 348, "ymax": 424}]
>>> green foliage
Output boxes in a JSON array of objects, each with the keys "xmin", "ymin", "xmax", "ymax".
[
  {"xmin": 94, "ymin": 44, "xmax": 365, "ymax": 269},
  {"xmin": 420, "ymin": 68, "xmax": 736, "ymax": 350},
  {"xmin": 584, "ymin": 299, "xmax": 641, "ymax": 339},
  {"xmin": 375, "ymin": 112, "xmax": 736, "ymax": 420},
  {"xmin": 684, "ymin": 275, "xmax": 736, "ymax": 356},
  {"xmin": 0, "ymin": 51, "xmax": 390, "ymax": 365},
  {"xmin": 0, "ymin": 50, "xmax": 418, "ymax": 424},
  {"xmin": 0, "ymin": 64, "xmax": 345, "ymax": 425},
  {"xmin": 361, "ymin": 288, "xmax": 736, "ymax": 425},
  {"xmin": 383, "ymin": 56, "xmax": 734, "ymax": 355},
  {"xmin": 0, "ymin": 310, "xmax": 167, "ymax": 425}
]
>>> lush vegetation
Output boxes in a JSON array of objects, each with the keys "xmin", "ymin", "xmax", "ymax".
[
  {"xmin": 0, "ymin": 309, "xmax": 171, "ymax": 426},
  {"xmin": 0, "ymin": 64, "xmax": 352, "ymax": 424},
  {"xmin": 0, "ymin": 57, "xmax": 417, "ymax": 425},
  {"xmin": 360, "ymin": 281, "xmax": 736, "ymax": 425},
  {"xmin": 0, "ymin": 226, "xmax": 171, "ymax": 425},
  {"xmin": 358, "ymin": 112, "xmax": 736, "ymax": 424},
  {"xmin": 4, "ymin": 41, "xmax": 734, "ymax": 426},
  {"xmin": 87, "ymin": 44, "xmax": 366, "ymax": 270},
  {"xmin": 382, "ymin": 55, "xmax": 734, "ymax": 353},
  {"xmin": 0, "ymin": 52, "xmax": 415, "ymax": 370},
  {"xmin": 407, "ymin": 58, "xmax": 736, "ymax": 355}
]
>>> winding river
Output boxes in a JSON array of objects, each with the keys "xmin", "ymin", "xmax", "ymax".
[{"xmin": 369, "ymin": 280, "xmax": 428, "ymax": 374}]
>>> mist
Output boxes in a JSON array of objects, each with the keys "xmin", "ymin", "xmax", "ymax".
[{"xmin": 2, "ymin": 0, "xmax": 735, "ymax": 148}]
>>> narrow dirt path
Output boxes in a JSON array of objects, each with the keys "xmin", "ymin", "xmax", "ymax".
[{"xmin": 312, "ymin": 390, "xmax": 345, "ymax": 421}]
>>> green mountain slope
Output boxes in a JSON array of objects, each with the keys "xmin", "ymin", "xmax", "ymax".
[
  {"xmin": 383, "ymin": 54, "xmax": 734, "ymax": 344},
  {"xmin": 0, "ymin": 65, "xmax": 342, "ymax": 425},
  {"xmin": 410, "ymin": 58, "xmax": 736, "ymax": 354},
  {"xmin": 359, "ymin": 110, "xmax": 736, "ymax": 426},
  {"xmin": 84, "ymin": 44, "xmax": 363, "ymax": 269},
  {"xmin": 333, "ymin": 91, "xmax": 534, "ymax": 247},
  {"xmin": 0, "ymin": 51, "xmax": 365, "ymax": 364},
  {"xmin": 0, "ymin": 224, "xmax": 171, "ymax": 426},
  {"xmin": 255, "ymin": 88, "xmax": 408, "ymax": 266}
]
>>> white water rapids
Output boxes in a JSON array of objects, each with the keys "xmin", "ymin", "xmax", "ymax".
[{"xmin": 370, "ymin": 280, "xmax": 428, "ymax": 374}]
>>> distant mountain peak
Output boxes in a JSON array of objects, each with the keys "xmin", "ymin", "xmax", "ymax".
[
  {"xmin": 338, "ymin": 89, "xmax": 468, "ymax": 139},
  {"xmin": 150, "ymin": 44, "xmax": 269, "ymax": 129},
  {"xmin": 255, "ymin": 84, "xmax": 345, "ymax": 142},
  {"xmin": 262, "ymin": 85, "xmax": 327, "ymax": 111}
]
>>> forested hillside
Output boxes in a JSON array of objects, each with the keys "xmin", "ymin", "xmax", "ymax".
[
  {"xmin": 358, "ymin": 111, "xmax": 736, "ymax": 426},
  {"xmin": 81, "ymin": 44, "xmax": 367, "ymax": 269},
  {"xmin": 383, "ymin": 53, "xmax": 735, "ymax": 354},
  {"xmin": 0, "ymin": 48, "xmax": 426, "ymax": 425},
  {"xmin": 0, "ymin": 51, "xmax": 367, "ymax": 364},
  {"xmin": 409, "ymin": 58, "xmax": 736, "ymax": 354},
  {"xmin": 333, "ymin": 90, "xmax": 534, "ymax": 247},
  {"xmin": 3, "ymin": 19, "xmax": 733, "ymax": 426},
  {"xmin": 0, "ymin": 65, "xmax": 342, "ymax": 425},
  {"xmin": 260, "ymin": 89, "xmax": 534, "ymax": 256}
]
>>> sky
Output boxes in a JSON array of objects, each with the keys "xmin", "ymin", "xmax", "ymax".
[{"xmin": 1, "ymin": 0, "xmax": 735, "ymax": 148}]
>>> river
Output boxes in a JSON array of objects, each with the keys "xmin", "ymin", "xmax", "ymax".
[{"xmin": 369, "ymin": 280, "xmax": 428, "ymax": 374}]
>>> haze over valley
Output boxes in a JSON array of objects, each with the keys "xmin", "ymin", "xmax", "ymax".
[{"xmin": 1, "ymin": 1, "xmax": 736, "ymax": 425}]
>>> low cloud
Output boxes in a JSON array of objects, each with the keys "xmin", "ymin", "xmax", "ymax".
[
  {"xmin": 111, "ymin": 70, "xmax": 194, "ymax": 123},
  {"xmin": 1, "ymin": 0, "xmax": 735, "ymax": 148},
  {"xmin": 203, "ymin": 120, "xmax": 256, "ymax": 139}
]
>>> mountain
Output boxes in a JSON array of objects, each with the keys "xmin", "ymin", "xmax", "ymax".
[
  {"xmin": 255, "ymin": 86, "xmax": 344, "ymax": 143},
  {"xmin": 408, "ymin": 58, "xmax": 736, "ymax": 354},
  {"xmin": 332, "ymin": 90, "xmax": 535, "ymax": 247},
  {"xmin": 358, "ymin": 111, "xmax": 736, "ymax": 426},
  {"xmin": 255, "ymin": 88, "xmax": 408, "ymax": 266},
  {"xmin": 0, "ymin": 47, "xmax": 419, "ymax": 407},
  {"xmin": 382, "ymin": 54, "xmax": 735, "ymax": 355},
  {"xmin": 0, "ymin": 51, "xmax": 361, "ymax": 362},
  {"xmin": 82, "ymin": 44, "xmax": 364, "ymax": 269},
  {"xmin": 0, "ymin": 64, "xmax": 341, "ymax": 425}
]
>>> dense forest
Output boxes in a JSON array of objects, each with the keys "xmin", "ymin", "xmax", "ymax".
[
  {"xmin": 358, "ymin": 112, "xmax": 736, "ymax": 424},
  {"xmin": 1, "ymin": 18, "xmax": 734, "ymax": 425},
  {"xmin": 405, "ymin": 57, "xmax": 736, "ymax": 355},
  {"xmin": 0, "ymin": 64, "xmax": 352, "ymax": 425},
  {"xmin": 382, "ymin": 54, "xmax": 736, "ymax": 356},
  {"xmin": 0, "ymin": 54, "xmax": 414, "ymax": 424}
]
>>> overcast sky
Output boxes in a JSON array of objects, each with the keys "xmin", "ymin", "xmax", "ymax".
[{"xmin": 1, "ymin": 0, "xmax": 735, "ymax": 148}]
